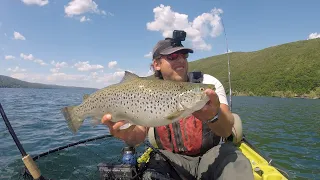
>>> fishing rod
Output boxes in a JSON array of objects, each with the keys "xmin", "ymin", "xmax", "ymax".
[
  {"xmin": 0, "ymin": 103, "xmax": 46, "ymax": 180},
  {"xmin": 221, "ymin": 16, "xmax": 233, "ymax": 111},
  {"xmin": 219, "ymin": 17, "xmax": 290, "ymax": 179}
]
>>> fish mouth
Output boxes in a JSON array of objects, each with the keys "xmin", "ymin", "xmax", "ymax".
[
  {"xmin": 193, "ymin": 93, "xmax": 210, "ymax": 110},
  {"xmin": 201, "ymin": 92, "xmax": 210, "ymax": 103},
  {"xmin": 193, "ymin": 98, "xmax": 210, "ymax": 111}
]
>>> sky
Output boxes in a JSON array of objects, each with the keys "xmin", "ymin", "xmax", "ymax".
[{"xmin": 1, "ymin": 0, "xmax": 319, "ymax": 89}]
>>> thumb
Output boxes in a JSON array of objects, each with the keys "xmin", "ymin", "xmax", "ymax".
[{"xmin": 101, "ymin": 114, "xmax": 112, "ymax": 126}]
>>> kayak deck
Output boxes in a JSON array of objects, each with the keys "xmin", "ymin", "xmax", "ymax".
[
  {"xmin": 135, "ymin": 139, "xmax": 289, "ymax": 180},
  {"xmin": 239, "ymin": 140, "xmax": 288, "ymax": 180}
]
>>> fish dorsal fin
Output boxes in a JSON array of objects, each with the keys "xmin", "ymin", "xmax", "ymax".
[
  {"xmin": 120, "ymin": 71, "xmax": 139, "ymax": 83},
  {"xmin": 83, "ymin": 94, "xmax": 90, "ymax": 101}
]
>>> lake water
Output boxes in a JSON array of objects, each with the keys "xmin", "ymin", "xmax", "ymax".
[{"xmin": 0, "ymin": 88, "xmax": 319, "ymax": 180}]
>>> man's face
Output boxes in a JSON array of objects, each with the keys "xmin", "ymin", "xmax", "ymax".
[{"xmin": 154, "ymin": 51, "xmax": 189, "ymax": 82}]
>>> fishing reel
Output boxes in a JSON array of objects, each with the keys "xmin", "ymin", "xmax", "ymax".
[{"xmin": 171, "ymin": 30, "xmax": 186, "ymax": 47}]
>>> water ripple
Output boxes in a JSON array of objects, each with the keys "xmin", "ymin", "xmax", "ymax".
[{"xmin": 0, "ymin": 89, "xmax": 319, "ymax": 180}]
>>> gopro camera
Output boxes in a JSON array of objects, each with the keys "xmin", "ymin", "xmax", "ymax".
[
  {"xmin": 173, "ymin": 30, "xmax": 186, "ymax": 42},
  {"xmin": 171, "ymin": 30, "xmax": 186, "ymax": 47}
]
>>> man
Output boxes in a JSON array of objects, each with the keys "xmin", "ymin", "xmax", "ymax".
[{"xmin": 101, "ymin": 32, "xmax": 254, "ymax": 180}]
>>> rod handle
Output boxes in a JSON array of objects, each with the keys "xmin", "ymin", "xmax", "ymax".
[{"xmin": 22, "ymin": 154, "xmax": 41, "ymax": 179}]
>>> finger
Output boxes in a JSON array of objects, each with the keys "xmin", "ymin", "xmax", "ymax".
[
  {"xmin": 109, "ymin": 121, "xmax": 126, "ymax": 136},
  {"xmin": 112, "ymin": 120, "xmax": 130, "ymax": 130},
  {"xmin": 205, "ymin": 89, "xmax": 220, "ymax": 106},
  {"xmin": 114, "ymin": 123, "xmax": 136, "ymax": 138},
  {"xmin": 205, "ymin": 89, "xmax": 216, "ymax": 100},
  {"xmin": 101, "ymin": 114, "xmax": 112, "ymax": 124},
  {"xmin": 117, "ymin": 125, "xmax": 136, "ymax": 140}
]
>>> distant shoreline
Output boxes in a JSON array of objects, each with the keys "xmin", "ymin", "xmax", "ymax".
[
  {"xmin": 0, "ymin": 74, "xmax": 98, "ymax": 90},
  {"xmin": 0, "ymin": 86, "xmax": 98, "ymax": 90},
  {"xmin": 1, "ymin": 87, "xmax": 318, "ymax": 99},
  {"xmin": 234, "ymin": 94, "xmax": 319, "ymax": 100},
  {"xmin": 232, "ymin": 90, "xmax": 319, "ymax": 100}
]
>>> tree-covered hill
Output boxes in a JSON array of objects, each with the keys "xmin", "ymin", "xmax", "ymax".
[
  {"xmin": 187, "ymin": 38, "xmax": 320, "ymax": 98},
  {"xmin": 0, "ymin": 75, "xmax": 96, "ymax": 90}
]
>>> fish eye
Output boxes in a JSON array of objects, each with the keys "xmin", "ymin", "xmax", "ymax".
[{"xmin": 200, "ymin": 87, "xmax": 205, "ymax": 91}]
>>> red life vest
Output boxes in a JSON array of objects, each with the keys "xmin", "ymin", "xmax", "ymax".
[
  {"xmin": 150, "ymin": 71, "xmax": 222, "ymax": 156},
  {"xmin": 152, "ymin": 115, "xmax": 222, "ymax": 156}
]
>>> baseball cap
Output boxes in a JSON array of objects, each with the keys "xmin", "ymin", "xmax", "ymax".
[{"xmin": 152, "ymin": 38, "xmax": 194, "ymax": 59}]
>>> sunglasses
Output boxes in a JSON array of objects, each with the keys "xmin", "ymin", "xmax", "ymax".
[{"xmin": 165, "ymin": 53, "xmax": 189, "ymax": 61}]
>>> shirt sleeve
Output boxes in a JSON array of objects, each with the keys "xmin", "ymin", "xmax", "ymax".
[{"xmin": 202, "ymin": 74, "xmax": 229, "ymax": 106}]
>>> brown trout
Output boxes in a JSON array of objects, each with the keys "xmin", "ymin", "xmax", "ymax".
[{"xmin": 61, "ymin": 71, "xmax": 214, "ymax": 133}]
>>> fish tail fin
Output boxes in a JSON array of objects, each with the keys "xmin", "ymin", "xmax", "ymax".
[{"xmin": 61, "ymin": 106, "xmax": 84, "ymax": 134}]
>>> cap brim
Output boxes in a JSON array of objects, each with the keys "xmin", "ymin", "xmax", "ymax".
[{"xmin": 160, "ymin": 47, "xmax": 194, "ymax": 55}]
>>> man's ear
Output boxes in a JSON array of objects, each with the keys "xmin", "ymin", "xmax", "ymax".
[{"xmin": 153, "ymin": 59, "xmax": 161, "ymax": 71}]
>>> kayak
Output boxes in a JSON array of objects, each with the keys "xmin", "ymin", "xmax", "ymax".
[
  {"xmin": 135, "ymin": 137, "xmax": 289, "ymax": 180},
  {"xmin": 231, "ymin": 112, "xmax": 289, "ymax": 180},
  {"xmin": 238, "ymin": 138, "xmax": 288, "ymax": 180}
]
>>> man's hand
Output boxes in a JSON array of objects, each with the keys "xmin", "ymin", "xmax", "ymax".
[
  {"xmin": 101, "ymin": 114, "xmax": 147, "ymax": 146},
  {"xmin": 192, "ymin": 88, "xmax": 234, "ymax": 137},
  {"xmin": 192, "ymin": 89, "xmax": 220, "ymax": 122},
  {"xmin": 101, "ymin": 114, "xmax": 136, "ymax": 140}
]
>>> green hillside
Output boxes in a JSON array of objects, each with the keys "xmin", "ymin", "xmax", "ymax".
[
  {"xmin": 188, "ymin": 38, "xmax": 320, "ymax": 99},
  {"xmin": 0, "ymin": 75, "xmax": 96, "ymax": 90},
  {"xmin": 2, "ymin": 39, "xmax": 319, "ymax": 98}
]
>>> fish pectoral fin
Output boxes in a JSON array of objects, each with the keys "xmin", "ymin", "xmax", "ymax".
[
  {"xmin": 90, "ymin": 116, "xmax": 101, "ymax": 127},
  {"xmin": 166, "ymin": 110, "xmax": 185, "ymax": 121}
]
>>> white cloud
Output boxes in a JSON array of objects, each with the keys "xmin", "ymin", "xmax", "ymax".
[
  {"xmin": 5, "ymin": 55, "xmax": 15, "ymax": 60},
  {"xmin": 108, "ymin": 61, "xmax": 117, "ymax": 69},
  {"xmin": 20, "ymin": 53, "xmax": 47, "ymax": 66},
  {"xmin": 308, "ymin": 32, "xmax": 320, "ymax": 40},
  {"xmin": 131, "ymin": 69, "xmax": 154, "ymax": 77},
  {"xmin": 106, "ymin": 12, "xmax": 114, "ymax": 16},
  {"xmin": 8, "ymin": 66, "xmax": 154, "ymax": 88},
  {"xmin": 80, "ymin": 16, "xmax": 91, "ymax": 22},
  {"xmin": 21, "ymin": 0, "xmax": 49, "ymax": 6},
  {"xmin": 20, "ymin": 53, "xmax": 34, "ymax": 60},
  {"xmin": 45, "ymin": 71, "xmax": 125, "ymax": 88},
  {"xmin": 8, "ymin": 72, "xmax": 87, "ymax": 87},
  {"xmin": 47, "ymin": 73, "xmax": 86, "ymax": 82},
  {"xmin": 7, "ymin": 66, "xmax": 26, "ymax": 73},
  {"xmin": 50, "ymin": 68, "xmax": 59, "ymax": 73},
  {"xmin": 51, "ymin": 61, "xmax": 68, "ymax": 68},
  {"xmin": 10, "ymin": 73, "xmax": 44, "ymax": 82},
  {"xmin": 95, "ymin": 71, "xmax": 124, "ymax": 83},
  {"xmin": 50, "ymin": 61, "xmax": 68, "ymax": 73},
  {"xmin": 146, "ymin": 4, "xmax": 224, "ymax": 51},
  {"xmin": 34, "ymin": 59, "xmax": 46, "ymax": 66},
  {"xmin": 56, "ymin": 62, "xmax": 68, "ymax": 68},
  {"xmin": 74, "ymin": 61, "xmax": 104, "ymax": 71},
  {"xmin": 64, "ymin": 0, "xmax": 105, "ymax": 17},
  {"xmin": 13, "ymin": 31, "xmax": 26, "ymax": 40},
  {"xmin": 90, "ymin": 72, "xmax": 98, "ymax": 79},
  {"xmin": 146, "ymin": 69, "xmax": 154, "ymax": 76},
  {"xmin": 11, "ymin": 73, "xmax": 28, "ymax": 80},
  {"xmin": 144, "ymin": 52, "xmax": 152, "ymax": 58}
]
